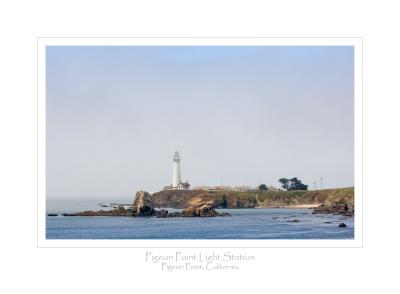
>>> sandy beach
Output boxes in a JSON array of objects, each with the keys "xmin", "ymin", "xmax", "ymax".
[{"xmin": 256, "ymin": 204, "xmax": 322, "ymax": 209}]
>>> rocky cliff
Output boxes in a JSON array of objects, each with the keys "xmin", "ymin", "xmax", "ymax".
[
  {"xmin": 132, "ymin": 191, "xmax": 156, "ymax": 216},
  {"xmin": 59, "ymin": 188, "xmax": 354, "ymax": 218},
  {"xmin": 151, "ymin": 189, "xmax": 258, "ymax": 208},
  {"xmin": 151, "ymin": 187, "xmax": 355, "ymax": 215}
]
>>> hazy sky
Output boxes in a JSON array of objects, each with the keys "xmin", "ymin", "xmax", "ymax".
[{"xmin": 46, "ymin": 45, "xmax": 354, "ymax": 199}]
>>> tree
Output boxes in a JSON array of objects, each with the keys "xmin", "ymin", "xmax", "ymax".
[
  {"xmin": 279, "ymin": 178, "xmax": 289, "ymax": 190},
  {"xmin": 279, "ymin": 177, "xmax": 308, "ymax": 191},
  {"xmin": 289, "ymin": 177, "xmax": 300, "ymax": 190},
  {"xmin": 289, "ymin": 177, "xmax": 308, "ymax": 190},
  {"xmin": 296, "ymin": 182, "xmax": 308, "ymax": 190},
  {"xmin": 258, "ymin": 184, "xmax": 268, "ymax": 191}
]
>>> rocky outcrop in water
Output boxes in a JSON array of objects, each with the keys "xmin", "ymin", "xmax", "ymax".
[
  {"xmin": 154, "ymin": 196, "xmax": 230, "ymax": 217},
  {"xmin": 132, "ymin": 191, "xmax": 156, "ymax": 216},
  {"xmin": 312, "ymin": 201, "xmax": 354, "ymax": 216},
  {"xmin": 287, "ymin": 219, "xmax": 300, "ymax": 223},
  {"xmin": 182, "ymin": 202, "xmax": 231, "ymax": 217},
  {"xmin": 62, "ymin": 207, "xmax": 132, "ymax": 216},
  {"xmin": 179, "ymin": 196, "xmax": 231, "ymax": 217}
]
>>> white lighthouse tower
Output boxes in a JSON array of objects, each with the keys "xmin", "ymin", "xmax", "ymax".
[
  {"xmin": 172, "ymin": 151, "xmax": 181, "ymax": 188},
  {"xmin": 170, "ymin": 151, "xmax": 190, "ymax": 190}
]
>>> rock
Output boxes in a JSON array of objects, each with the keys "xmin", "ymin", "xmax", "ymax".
[
  {"xmin": 324, "ymin": 221, "xmax": 332, "ymax": 224},
  {"xmin": 63, "ymin": 211, "xmax": 99, "ymax": 216},
  {"xmin": 313, "ymin": 201, "xmax": 354, "ymax": 216},
  {"xmin": 178, "ymin": 196, "xmax": 231, "ymax": 217},
  {"xmin": 218, "ymin": 212, "xmax": 231, "ymax": 217},
  {"xmin": 187, "ymin": 197, "xmax": 214, "ymax": 208},
  {"xmin": 109, "ymin": 207, "xmax": 131, "ymax": 216},
  {"xmin": 132, "ymin": 191, "xmax": 156, "ymax": 216},
  {"xmin": 338, "ymin": 223, "xmax": 347, "ymax": 228},
  {"xmin": 47, "ymin": 214, "xmax": 58, "ymax": 216},
  {"xmin": 168, "ymin": 212, "xmax": 181, "ymax": 217},
  {"xmin": 181, "ymin": 205, "xmax": 230, "ymax": 217},
  {"xmin": 287, "ymin": 219, "xmax": 300, "ymax": 223},
  {"xmin": 151, "ymin": 190, "xmax": 204, "ymax": 209},
  {"xmin": 62, "ymin": 207, "xmax": 131, "ymax": 217},
  {"xmin": 156, "ymin": 209, "xmax": 169, "ymax": 218}
]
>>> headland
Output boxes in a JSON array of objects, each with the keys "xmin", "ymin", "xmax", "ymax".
[{"xmin": 55, "ymin": 187, "xmax": 354, "ymax": 218}]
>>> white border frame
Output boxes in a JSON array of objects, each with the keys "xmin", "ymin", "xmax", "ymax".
[{"xmin": 37, "ymin": 37, "xmax": 363, "ymax": 248}]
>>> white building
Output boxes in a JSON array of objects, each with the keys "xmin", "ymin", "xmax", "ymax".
[{"xmin": 172, "ymin": 151, "xmax": 190, "ymax": 190}]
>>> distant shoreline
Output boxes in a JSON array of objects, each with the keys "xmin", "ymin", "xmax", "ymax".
[{"xmin": 47, "ymin": 187, "xmax": 354, "ymax": 217}]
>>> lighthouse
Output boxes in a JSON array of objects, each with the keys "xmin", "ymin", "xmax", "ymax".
[
  {"xmin": 171, "ymin": 151, "xmax": 190, "ymax": 190},
  {"xmin": 172, "ymin": 151, "xmax": 181, "ymax": 188}
]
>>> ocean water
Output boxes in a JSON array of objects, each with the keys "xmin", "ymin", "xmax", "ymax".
[{"xmin": 46, "ymin": 198, "xmax": 354, "ymax": 239}]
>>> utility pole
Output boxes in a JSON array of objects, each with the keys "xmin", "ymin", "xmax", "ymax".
[
  {"xmin": 320, "ymin": 177, "xmax": 323, "ymax": 190},
  {"xmin": 313, "ymin": 181, "xmax": 316, "ymax": 191}
]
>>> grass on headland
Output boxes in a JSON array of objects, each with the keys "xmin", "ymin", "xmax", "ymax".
[{"xmin": 205, "ymin": 187, "xmax": 354, "ymax": 205}]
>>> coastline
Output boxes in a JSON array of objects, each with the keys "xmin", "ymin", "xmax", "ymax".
[{"xmin": 47, "ymin": 188, "xmax": 354, "ymax": 217}]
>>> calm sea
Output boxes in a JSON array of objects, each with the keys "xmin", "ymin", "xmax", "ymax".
[{"xmin": 46, "ymin": 198, "xmax": 354, "ymax": 239}]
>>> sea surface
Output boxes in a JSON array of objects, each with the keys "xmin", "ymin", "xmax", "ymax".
[{"xmin": 46, "ymin": 198, "xmax": 354, "ymax": 239}]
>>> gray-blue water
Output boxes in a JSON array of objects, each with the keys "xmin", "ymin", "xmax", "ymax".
[{"xmin": 46, "ymin": 198, "xmax": 354, "ymax": 239}]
